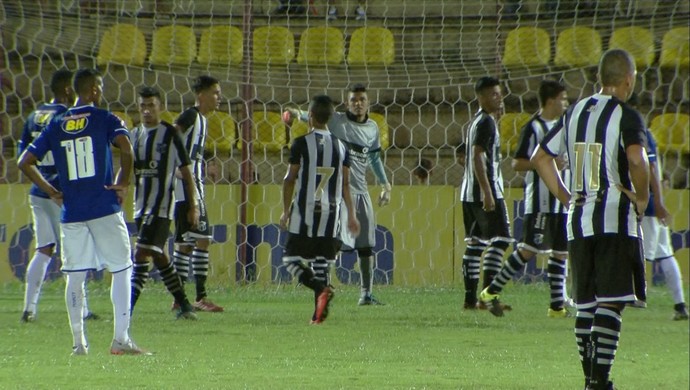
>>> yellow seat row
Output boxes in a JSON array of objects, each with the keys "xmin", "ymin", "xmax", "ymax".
[
  {"xmin": 503, "ymin": 26, "xmax": 688, "ymax": 69},
  {"xmin": 96, "ymin": 24, "xmax": 395, "ymax": 67}
]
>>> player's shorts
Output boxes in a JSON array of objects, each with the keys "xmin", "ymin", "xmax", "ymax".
[
  {"xmin": 569, "ymin": 234, "xmax": 644, "ymax": 307},
  {"xmin": 462, "ymin": 199, "xmax": 512, "ymax": 244},
  {"xmin": 282, "ymin": 233, "xmax": 341, "ymax": 262},
  {"xmin": 174, "ymin": 199, "xmax": 212, "ymax": 244},
  {"xmin": 60, "ymin": 212, "xmax": 132, "ymax": 273},
  {"xmin": 29, "ymin": 195, "xmax": 61, "ymax": 249},
  {"xmin": 518, "ymin": 213, "xmax": 568, "ymax": 255},
  {"xmin": 641, "ymin": 216, "xmax": 674, "ymax": 261},
  {"xmin": 135, "ymin": 216, "xmax": 172, "ymax": 254},
  {"xmin": 339, "ymin": 192, "xmax": 375, "ymax": 251}
]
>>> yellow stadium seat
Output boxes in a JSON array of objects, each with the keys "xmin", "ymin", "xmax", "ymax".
[
  {"xmin": 296, "ymin": 27, "xmax": 344, "ymax": 66},
  {"xmin": 97, "ymin": 24, "xmax": 147, "ymax": 66},
  {"xmin": 160, "ymin": 111, "xmax": 180, "ymax": 125},
  {"xmin": 253, "ymin": 111, "xmax": 288, "ymax": 152},
  {"xmin": 608, "ymin": 27, "xmax": 655, "ymax": 70},
  {"xmin": 555, "ymin": 27, "xmax": 602, "ymax": 68},
  {"xmin": 205, "ymin": 111, "xmax": 236, "ymax": 155},
  {"xmin": 150, "ymin": 26, "xmax": 197, "ymax": 66},
  {"xmin": 197, "ymin": 26, "xmax": 243, "ymax": 66},
  {"xmin": 347, "ymin": 27, "xmax": 395, "ymax": 67},
  {"xmin": 659, "ymin": 27, "xmax": 690, "ymax": 68},
  {"xmin": 499, "ymin": 112, "xmax": 532, "ymax": 156},
  {"xmin": 253, "ymin": 26, "xmax": 295, "ymax": 65},
  {"xmin": 368, "ymin": 112, "xmax": 390, "ymax": 150},
  {"xmin": 502, "ymin": 27, "xmax": 551, "ymax": 68},
  {"xmin": 649, "ymin": 113, "xmax": 690, "ymax": 154},
  {"xmin": 289, "ymin": 120, "xmax": 310, "ymax": 144},
  {"xmin": 112, "ymin": 111, "xmax": 134, "ymax": 129}
]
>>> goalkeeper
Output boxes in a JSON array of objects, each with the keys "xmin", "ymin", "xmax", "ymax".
[{"xmin": 287, "ymin": 84, "xmax": 391, "ymax": 305}]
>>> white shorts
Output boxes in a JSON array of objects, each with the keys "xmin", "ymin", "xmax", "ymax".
[
  {"xmin": 641, "ymin": 216, "xmax": 674, "ymax": 261},
  {"xmin": 30, "ymin": 195, "xmax": 61, "ymax": 249},
  {"xmin": 60, "ymin": 212, "xmax": 133, "ymax": 273},
  {"xmin": 339, "ymin": 192, "xmax": 376, "ymax": 251}
]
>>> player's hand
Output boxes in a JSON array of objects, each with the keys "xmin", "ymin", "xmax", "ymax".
[
  {"xmin": 654, "ymin": 202, "xmax": 671, "ymax": 226},
  {"xmin": 279, "ymin": 212, "xmax": 289, "ymax": 230},
  {"xmin": 482, "ymin": 194, "xmax": 496, "ymax": 212},
  {"xmin": 187, "ymin": 205, "xmax": 200, "ymax": 229},
  {"xmin": 348, "ymin": 215, "xmax": 361, "ymax": 237},
  {"xmin": 617, "ymin": 184, "xmax": 646, "ymax": 217},
  {"xmin": 378, "ymin": 183, "xmax": 392, "ymax": 207},
  {"xmin": 49, "ymin": 190, "xmax": 64, "ymax": 207},
  {"xmin": 555, "ymin": 155, "xmax": 568, "ymax": 171},
  {"xmin": 105, "ymin": 184, "xmax": 128, "ymax": 205}
]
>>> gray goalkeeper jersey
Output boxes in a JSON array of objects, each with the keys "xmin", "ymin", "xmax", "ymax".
[{"xmin": 327, "ymin": 111, "xmax": 381, "ymax": 194}]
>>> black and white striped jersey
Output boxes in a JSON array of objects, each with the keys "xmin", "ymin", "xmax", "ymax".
[
  {"xmin": 540, "ymin": 93, "xmax": 647, "ymax": 239},
  {"xmin": 514, "ymin": 114, "xmax": 570, "ymax": 214},
  {"xmin": 174, "ymin": 107, "xmax": 207, "ymax": 202},
  {"xmin": 132, "ymin": 121, "xmax": 192, "ymax": 220},
  {"xmin": 288, "ymin": 129, "xmax": 350, "ymax": 238},
  {"xmin": 460, "ymin": 109, "xmax": 504, "ymax": 202}
]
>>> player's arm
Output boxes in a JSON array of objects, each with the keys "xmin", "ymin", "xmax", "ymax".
[
  {"xmin": 626, "ymin": 144, "xmax": 650, "ymax": 216},
  {"xmin": 280, "ymin": 164, "xmax": 300, "ymax": 230},
  {"xmin": 17, "ymin": 117, "xmax": 33, "ymax": 157},
  {"xmin": 179, "ymin": 164, "xmax": 200, "ymax": 227},
  {"xmin": 368, "ymin": 150, "xmax": 391, "ymax": 206},
  {"xmin": 341, "ymin": 166, "xmax": 360, "ymax": 236},
  {"xmin": 18, "ymin": 150, "xmax": 61, "ymax": 202},
  {"xmin": 531, "ymin": 146, "xmax": 570, "ymax": 206},
  {"xmin": 511, "ymin": 121, "xmax": 535, "ymax": 172},
  {"xmin": 648, "ymin": 158, "xmax": 669, "ymax": 223},
  {"xmin": 108, "ymin": 134, "xmax": 133, "ymax": 205},
  {"xmin": 472, "ymin": 145, "xmax": 495, "ymax": 211}
]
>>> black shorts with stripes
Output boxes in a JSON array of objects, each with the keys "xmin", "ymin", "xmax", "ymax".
[
  {"xmin": 520, "ymin": 213, "xmax": 567, "ymax": 253},
  {"xmin": 135, "ymin": 216, "xmax": 171, "ymax": 253},
  {"xmin": 283, "ymin": 233, "xmax": 341, "ymax": 261},
  {"xmin": 174, "ymin": 200, "xmax": 211, "ymax": 244},
  {"xmin": 462, "ymin": 199, "xmax": 511, "ymax": 243}
]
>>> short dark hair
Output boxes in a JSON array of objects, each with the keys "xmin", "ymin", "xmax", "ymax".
[
  {"xmin": 349, "ymin": 83, "xmax": 367, "ymax": 94},
  {"xmin": 192, "ymin": 75, "xmax": 219, "ymax": 93},
  {"xmin": 309, "ymin": 95, "xmax": 334, "ymax": 124},
  {"xmin": 73, "ymin": 68, "xmax": 101, "ymax": 95},
  {"xmin": 599, "ymin": 49, "xmax": 635, "ymax": 87},
  {"xmin": 138, "ymin": 86, "xmax": 161, "ymax": 100},
  {"xmin": 50, "ymin": 69, "xmax": 73, "ymax": 96},
  {"xmin": 413, "ymin": 158, "xmax": 433, "ymax": 180},
  {"xmin": 474, "ymin": 76, "xmax": 500, "ymax": 94},
  {"xmin": 538, "ymin": 80, "xmax": 566, "ymax": 107}
]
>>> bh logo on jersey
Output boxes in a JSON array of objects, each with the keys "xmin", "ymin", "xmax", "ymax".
[{"xmin": 61, "ymin": 115, "xmax": 89, "ymax": 134}]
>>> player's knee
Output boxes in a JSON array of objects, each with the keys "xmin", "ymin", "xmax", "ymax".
[
  {"xmin": 491, "ymin": 240, "xmax": 510, "ymax": 251},
  {"xmin": 151, "ymin": 254, "xmax": 171, "ymax": 269},
  {"xmin": 599, "ymin": 302, "xmax": 625, "ymax": 312},
  {"xmin": 517, "ymin": 248, "xmax": 536, "ymax": 260},
  {"xmin": 37, "ymin": 244, "xmax": 55, "ymax": 256},
  {"xmin": 134, "ymin": 249, "xmax": 153, "ymax": 263},
  {"xmin": 196, "ymin": 239, "xmax": 210, "ymax": 250},
  {"xmin": 357, "ymin": 248, "xmax": 373, "ymax": 257}
]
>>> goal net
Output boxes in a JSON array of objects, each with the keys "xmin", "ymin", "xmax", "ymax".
[{"xmin": 1, "ymin": 0, "xmax": 688, "ymax": 288}]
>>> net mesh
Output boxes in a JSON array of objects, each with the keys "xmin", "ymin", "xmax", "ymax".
[{"xmin": 1, "ymin": 0, "xmax": 688, "ymax": 286}]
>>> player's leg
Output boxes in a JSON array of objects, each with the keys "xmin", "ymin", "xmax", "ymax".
[
  {"xmin": 189, "ymin": 200, "xmax": 223, "ymax": 312},
  {"xmin": 283, "ymin": 234, "xmax": 329, "ymax": 322},
  {"xmin": 22, "ymin": 195, "xmax": 60, "ymax": 322},
  {"xmin": 477, "ymin": 199, "xmax": 512, "ymax": 316},
  {"xmin": 461, "ymin": 202, "xmax": 487, "ymax": 308},
  {"xmin": 546, "ymin": 213, "xmax": 571, "ymax": 317},
  {"xmin": 654, "ymin": 223, "xmax": 688, "ymax": 320},
  {"xmin": 589, "ymin": 235, "xmax": 643, "ymax": 389},
  {"xmin": 172, "ymin": 201, "xmax": 192, "ymax": 290},
  {"xmin": 569, "ymin": 237, "xmax": 597, "ymax": 390},
  {"xmin": 311, "ymin": 238, "xmax": 339, "ymax": 322},
  {"xmin": 355, "ymin": 193, "xmax": 381, "ymax": 305}
]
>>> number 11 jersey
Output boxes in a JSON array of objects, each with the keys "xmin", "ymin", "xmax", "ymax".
[{"xmin": 28, "ymin": 104, "xmax": 129, "ymax": 223}]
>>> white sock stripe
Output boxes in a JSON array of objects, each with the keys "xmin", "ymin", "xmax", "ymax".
[
  {"xmin": 596, "ymin": 358, "xmax": 614, "ymax": 365},
  {"xmin": 463, "ymin": 255, "xmax": 483, "ymax": 261},
  {"xmin": 596, "ymin": 308, "xmax": 622, "ymax": 321},
  {"xmin": 597, "ymin": 337, "xmax": 619, "ymax": 346},
  {"xmin": 598, "ymin": 347, "xmax": 616, "ymax": 355},
  {"xmin": 576, "ymin": 311, "xmax": 595, "ymax": 319},
  {"xmin": 591, "ymin": 326, "xmax": 620, "ymax": 337}
]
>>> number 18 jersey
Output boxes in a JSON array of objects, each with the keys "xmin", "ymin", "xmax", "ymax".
[
  {"xmin": 540, "ymin": 93, "xmax": 646, "ymax": 240},
  {"xmin": 28, "ymin": 104, "xmax": 129, "ymax": 223}
]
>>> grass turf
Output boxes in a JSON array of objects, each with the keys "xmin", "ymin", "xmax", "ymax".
[{"xmin": 0, "ymin": 281, "xmax": 688, "ymax": 389}]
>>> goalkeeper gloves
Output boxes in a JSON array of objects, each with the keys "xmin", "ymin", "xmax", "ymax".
[{"xmin": 378, "ymin": 183, "xmax": 392, "ymax": 206}]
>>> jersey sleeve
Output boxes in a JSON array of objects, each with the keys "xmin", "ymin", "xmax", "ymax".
[
  {"xmin": 172, "ymin": 128, "xmax": 193, "ymax": 167},
  {"xmin": 342, "ymin": 142, "xmax": 351, "ymax": 168},
  {"xmin": 513, "ymin": 119, "xmax": 536, "ymax": 159},
  {"xmin": 175, "ymin": 109, "xmax": 197, "ymax": 132},
  {"xmin": 645, "ymin": 130, "xmax": 657, "ymax": 163},
  {"xmin": 26, "ymin": 121, "xmax": 51, "ymax": 160},
  {"xmin": 106, "ymin": 112, "xmax": 129, "ymax": 144},
  {"xmin": 18, "ymin": 113, "xmax": 35, "ymax": 156},
  {"xmin": 288, "ymin": 137, "xmax": 305, "ymax": 165},
  {"xmin": 620, "ymin": 107, "xmax": 647, "ymax": 150},
  {"xmin": 540, "ymin": 116, "xmax": 565, "ymax": 157},
  {"xmin": 472, "ymin": 116, "xmax": 494, "ymax": 152}
]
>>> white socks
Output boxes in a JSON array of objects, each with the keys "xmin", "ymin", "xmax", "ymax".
[
  {"xmin": 65, "ymin": 272, "xmax": 87, "ymax": 347},
  {"xmin": 23, "ymin": 251, "xmax": 52, "ymax": 314},
  {"xmin": 660, "ymin": 257, "xmax": 686, "ymax": 305},
  {"xmin": 111, "ymin": 267, "xmax": 132, "ymax": 344}
]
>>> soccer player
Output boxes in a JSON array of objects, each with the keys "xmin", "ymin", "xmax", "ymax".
[
  {"xmin": 288, "ymin": 84, "xmax": 391, "ymax": 305},
  {"xmin": 478, "ymin": 80, "xmax": 572, "ymax": 318},
  {"xmin": 129, "ymin": 86, "xmax": 200, "ymax": 320},
  {"xmin": 532, "ymin": 49, "xmax": 649, "ymax": 390},
  {"xmin": 18, "ymin": 69, "xmax": 98, "ymax": 323},
  {"xmin": 18, "ymin": 68, "xmax": 147, "ymax": 355},
  {"xmin": 172, "ymin": 75, "xmax": 224, "ymax": 312},
  {"xmin": 459, "ymin": 76, "xmax": 512, "ymax": 315},
  {"xmin": 280, "ymin": 95, "xmax": 360, "ymax": 323}
]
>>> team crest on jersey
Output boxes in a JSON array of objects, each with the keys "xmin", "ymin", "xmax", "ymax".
[
  {"xmin": 156, "ymin": 143, "xmax": 167, "ymax": 154},
  {"xmin": 61, "ymin": 115, "xmax": 90, "ymax": 134},
  {"xmin": 198, "ymin": 221, "xmax": 207, "ymax": 231},
  {"xmin": 34, "ymin": 111, "xmax": 54, "ymax": 127},
  {"xmin": 534, "ymin": 233, "xmax": 544, "ymax": 245}
]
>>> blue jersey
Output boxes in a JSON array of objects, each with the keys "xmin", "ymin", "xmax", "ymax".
[
  {"xmin": 28, "ymin": 104, "xmax": 129, "ymax": 223},
  {"xmin": 18, "ymin": 103, "xmax": 69, "ymax": 198},
  {"xmin": 644, "ymin": 130, "xmax": 658, "ymax": 217}
]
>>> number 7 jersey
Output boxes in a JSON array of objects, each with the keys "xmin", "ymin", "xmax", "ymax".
[
  {"xmin": 540, "ymin": 93, "xmax": 646, "ymax": 240},
  {"xmin": 28, "ymin": 104, "xmax": 129, "ymax": 223}
]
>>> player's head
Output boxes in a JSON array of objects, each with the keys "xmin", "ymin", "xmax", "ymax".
[
  {"xmin": 598, "ymin": 49, "xmax": 637, "ymax": 100},
  {"xmin": 138, "ymin": 86, "xmax": 162, "ymax": 127},
  {"xmin": 413, "ymin": 158, "xmax": 433, "ymax": 184},
  {"xmin": 539, "ymin": 80, "xmax": 568, "ymax": 118},
  {"xmin": 192, "ymin": 75, "xmax": 221, "ymax": 115},
  {"xmin": 73, "ymin": 68, "xmax": 103, "ymax": 106},
  {"xmin": 50, "ymin": 69, "xmax": 75, "ymax": 104},
  {"xmin": 347, "ymin": 83, "xmax": 369, "ymax": 121},
  {"xmin": 308, "ymin": 95, "xmax": 334, "ymax": 129},
  {"xmin": 474, "ymin": 76, "xmax": 503, "ymax": 114}
]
